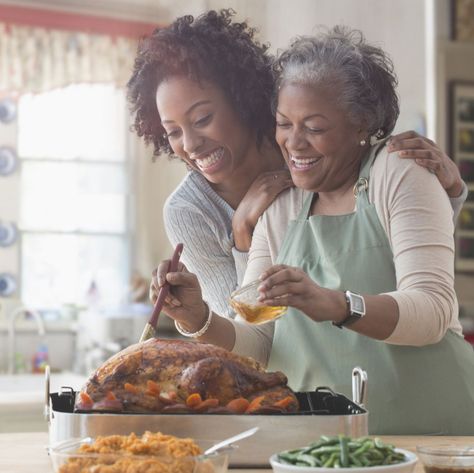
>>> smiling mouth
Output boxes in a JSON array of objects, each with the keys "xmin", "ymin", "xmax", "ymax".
[
  {"xmin": 290, "ymin": 155, "xmax": 321, "ymax": 170},
  {"xmin": 195, "ymin": 148, "xmax": 225, "ymax": 171}
]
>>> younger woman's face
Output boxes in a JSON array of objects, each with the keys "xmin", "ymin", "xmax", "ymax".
[
  {"xmin": 156, "ymin": 76, "xmax": 254, "ymax": 184},
  {"xmin": 275, "ymin": 82, "xmax": 366, "ymax": 193}
]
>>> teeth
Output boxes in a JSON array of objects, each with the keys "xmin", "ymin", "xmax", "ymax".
[
  {"xmin": 290, "ymin": 155, "xmax": 319, "ymax": 169},
  {"xmin": 196, "ymin": 148, "xmax": 224, "ymax": 169}
]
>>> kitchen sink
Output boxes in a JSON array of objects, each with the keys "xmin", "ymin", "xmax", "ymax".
[{"xmin": 0, "ymin": 372, "xmax": 87, "ymax": 433}]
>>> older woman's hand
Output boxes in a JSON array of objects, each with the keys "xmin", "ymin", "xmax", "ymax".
[
  {"xmin": 257, "ymin": 264, "xmax": 347, "ymax": 323},
  {"xmin": 150, "ymin": 261, "xmax": 208, "ymax": 333},
  {"xmin": 388, "ymin": 131, "xmax": 464, "ymax": 198}
]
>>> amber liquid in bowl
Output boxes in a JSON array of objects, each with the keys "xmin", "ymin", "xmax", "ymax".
[{"xmin": 230, "ymin": 300, "xmax": 287, "ymax": 324}]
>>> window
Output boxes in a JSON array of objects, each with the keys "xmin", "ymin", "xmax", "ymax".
[{"xmin": 18, "ymin": 84, "xmax": 130, "ymax": 309}]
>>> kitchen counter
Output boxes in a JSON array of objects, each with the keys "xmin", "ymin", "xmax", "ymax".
[
  {"xmin": 0, "ymin": 432, "xmax": 472, "ymax": 473},
  {"xmin": 0, "ymin": 372, "xmax": 88, "ymax": 433}
]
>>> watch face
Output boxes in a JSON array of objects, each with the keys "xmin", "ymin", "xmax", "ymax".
[
  {"xmin": 352, "ymin": 295, "xmax": 365, "ymax": 313},
  {"xmin": 347, "ymin": 292, "xmax": 365, "ymax": 315}
]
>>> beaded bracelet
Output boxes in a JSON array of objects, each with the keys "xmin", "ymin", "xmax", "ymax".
[{"xmin": 174, "ymin": 301, "xmax": 213, "ymax": 338}]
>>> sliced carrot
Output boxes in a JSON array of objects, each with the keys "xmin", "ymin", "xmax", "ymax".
[
  {"xmin": 226, "ymin": 397, "xmax": 250, "ymax": 414},
  {"xmin": 186, "ymin": 392, "xmax": 202, "ymax": 408},
  {"xmin": 245, "ymin": 395, "xmax": 265, "ymax": 413},
  {"xmin": 105, "ymin": 391, "xmax": 117, "ymax": 401},
  {"xmin": 124, "ymin": 382, "xmax": 139, "ymax": 394},
  {"xmin": 79, "ymin": 391, "xmax": 93, "ymax": 406},
  {"xmin": 146, "ymin": 380, "xmax": 161, "ymax": 395},
  {"xmin": 273, "ymin": 396, "xmax": 294, "ymax": 410},
  {"xmin": 194, "ymin": 398, "xmax": 219, "ymax": 411}
]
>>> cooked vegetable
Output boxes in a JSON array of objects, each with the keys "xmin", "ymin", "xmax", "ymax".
[
  {"xmin": 273, "ymin": 395, "xmax": 295, "ymax": 409},
  {"xmin": 226, "ymin": 397, "xmax": 250, "ymax": 414},
  {"xmin": 124, "ymin": 382, "xmax": 139, "ymax": 394},
  {"xmin": 246, "ymin": 395, "xmax": 265, "ymax": 413},
  {"xmin": 186, "ymin": 392, "xmax": 202, "ymax": 407},
  {"xmin": 277, "ymin": 435, "xmax": 407, "ymax": 468},
  {"xmin": 146, "ymin": 380, "xmax": 161, "ymax": 396},
  {"xmin": 194, "ymin": 398, "xmax": 219, "ymax": 411}
]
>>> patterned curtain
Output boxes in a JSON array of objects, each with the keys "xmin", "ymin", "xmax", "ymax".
[{"xmin": 0, "ymin": 23, "xmax": 138, "ymax": 93}]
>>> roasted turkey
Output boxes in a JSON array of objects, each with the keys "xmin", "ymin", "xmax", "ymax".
[{"xmin": 75, "ymin": 339, "xmax": 298, "ymax": 414}]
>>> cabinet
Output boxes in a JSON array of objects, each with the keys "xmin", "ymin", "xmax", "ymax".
[{"xmin": 451, "ymin": 81, "xmax": 474, "ymax": 271}]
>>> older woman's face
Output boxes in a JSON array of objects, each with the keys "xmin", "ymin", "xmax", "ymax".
[
  {"xmin": 276, "ymin": 83, "xmax": 366, "ymax": 193},
  {"xmin": 156, "ymin": 76, "xmax": 254, "ymax": 185}
]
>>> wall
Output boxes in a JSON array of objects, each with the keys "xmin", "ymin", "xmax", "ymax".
[
  {"xmin": 434, "ymin": 0, "xmax": 474, "ymax": 307},
  {"xmin": 130, "ymin": 138, "xmax": 188, "ymax": 277},
  {"xmin": 0, "ymin": 120, "xmax": 19, "ymax": 275},
  {"xmin": 205, "ymin": 0, "xmax": 428, "ymax": 135},
  {"xmin": 0, "ymin": 103, "xmax": 21, "ymax": 320}
]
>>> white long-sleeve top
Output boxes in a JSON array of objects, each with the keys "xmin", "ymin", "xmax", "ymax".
[{"xmin": 232, "ymin": 148, "xmax": 467, "ymax": 365}]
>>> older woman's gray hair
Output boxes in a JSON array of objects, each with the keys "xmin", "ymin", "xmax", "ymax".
[{"xmin": 274, "ymin": 26, "xmax": 400, "ymax": 139}]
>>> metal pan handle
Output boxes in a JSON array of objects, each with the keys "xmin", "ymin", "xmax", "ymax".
[
  {"xmin": 352, "ymin": 366, "xmax": 367, "ymax": 407},
  {"xmin": 44, "ymin": 364, "xmax": 51, "ymax": 422}
]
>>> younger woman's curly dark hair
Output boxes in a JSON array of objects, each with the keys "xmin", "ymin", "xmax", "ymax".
[{"xmin": 127, "ymin": 9, "xmax": 276, "ymax": 159}]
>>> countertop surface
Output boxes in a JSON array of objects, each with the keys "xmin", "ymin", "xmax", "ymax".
[{"xmin": 0, "ymin": 432, "xmax": 472, "ymax": 473}]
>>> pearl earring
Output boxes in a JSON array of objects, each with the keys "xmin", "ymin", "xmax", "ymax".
[{"xmin": 360, "ymin": 139, "xmax": 367, "ymax": 146}]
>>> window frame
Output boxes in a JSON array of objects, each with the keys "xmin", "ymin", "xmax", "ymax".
[{"xmin": 17, "ymin": 85, "xmax": 133, "ymax": 309}]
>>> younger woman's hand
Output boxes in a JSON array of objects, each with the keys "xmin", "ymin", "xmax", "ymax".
[
  {"xmin": 388, "ymin": 131, "xmax": 464, "ymax": 197},
  {"xmin": 257, "ymin": 264, "xmax": 346, "ymax": 323},
  {"xmin": 232, "ymin": 169, "xmax": 293, "ymax": 251},
  {"xmin": 150, "ymin": 261, "xmax": 208, "ymax": 333}
]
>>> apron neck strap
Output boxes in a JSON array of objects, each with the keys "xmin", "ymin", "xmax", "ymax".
[
  {"xmin": 302, "ymin": 190, "xmax": 315, "ymax": 217},
  {"xmin": 355, "ymin": 137, "xmax": 390, "ymax": 206},
  {"xmin": 359, "ymin": 137, "xmax": 390, "ymax": 179}
]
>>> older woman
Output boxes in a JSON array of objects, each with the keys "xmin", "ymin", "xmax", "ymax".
[
  {"xmin": 154, "ymin": 26, "xmax": 474, "ymax": 435},
  {"xmin": 234, "ymin": 28, "xmax": 474, "ymax": 434}
]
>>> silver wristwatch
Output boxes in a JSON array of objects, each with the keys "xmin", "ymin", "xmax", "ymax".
[{"xmin": 333, "ymin": 290, "xmax": 366, "ymax": 329}]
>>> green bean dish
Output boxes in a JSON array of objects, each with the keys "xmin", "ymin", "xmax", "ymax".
[{"xmin": 277, "ymin": 436, "xmax": 408, "ymax": 468}]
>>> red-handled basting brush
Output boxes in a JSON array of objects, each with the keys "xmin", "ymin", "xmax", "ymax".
[{"xmin": 139, "ymin": 243, "xmax": 183, "ymax": 343}]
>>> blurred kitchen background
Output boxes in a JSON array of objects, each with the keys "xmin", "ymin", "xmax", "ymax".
[{"xmin": 0, "ymin": 0, "xmax": 474, "ymax": 431}]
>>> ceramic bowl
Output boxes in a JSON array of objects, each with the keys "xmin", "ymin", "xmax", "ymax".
[{"xmin": 270, "ymin": 448, "xmax": 417, "ymax": 473}]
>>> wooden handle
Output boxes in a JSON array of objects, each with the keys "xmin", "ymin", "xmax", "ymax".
[{"xmin": 148, "ymin": 243, "xmax": 184, "ymax": 329}]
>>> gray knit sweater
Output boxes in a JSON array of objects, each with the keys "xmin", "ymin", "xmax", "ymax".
[{"xmin": 163, "ymin": 171, "xmax": 248, "ymax": 318}]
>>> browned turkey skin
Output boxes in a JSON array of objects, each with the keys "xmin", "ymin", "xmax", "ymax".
[{"xmin": 75, "ymin": 339, "xmax": 298, "ymax": 414}]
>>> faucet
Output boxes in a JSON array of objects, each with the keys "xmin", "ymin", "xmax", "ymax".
[{"xmin": 8, "ymin": 307, "xmax": 46, "ymax": 374}]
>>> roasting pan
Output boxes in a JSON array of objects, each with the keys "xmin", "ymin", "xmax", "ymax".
[{"xmin": 46, "ymin": 367, "xmax": 368, "ymax": 468}]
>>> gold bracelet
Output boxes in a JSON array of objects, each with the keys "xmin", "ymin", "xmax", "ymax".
[{"xmin": 174, "ymin": 301, "xmax": 213, "ymax": 338}]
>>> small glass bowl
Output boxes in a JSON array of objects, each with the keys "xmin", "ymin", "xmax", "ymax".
[
  {"xmin": 416, "ymin": 445, "xmax": 474, "ymax": 473},
  {"xmin": 229, "ymin": 280, "xmax": 287, "ymax": 325},
  {"xmin": 48, "ymin": 437, "xmax": 229, "ymax": 473}
]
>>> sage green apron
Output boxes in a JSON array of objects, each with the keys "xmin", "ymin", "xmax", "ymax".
[{"xmin": 268, "ymin": 142, "xmax": 474, "ymax": 435}]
